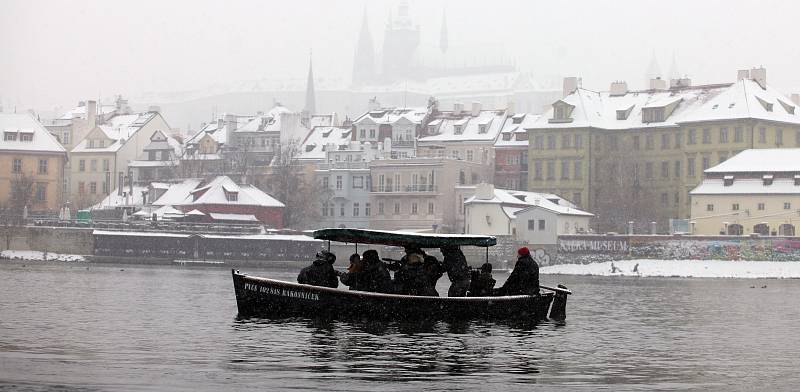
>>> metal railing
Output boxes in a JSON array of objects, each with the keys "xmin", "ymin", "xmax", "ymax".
[{"xmin": 371, "ymin": 184, "xmax": 438, "ymax": 193}]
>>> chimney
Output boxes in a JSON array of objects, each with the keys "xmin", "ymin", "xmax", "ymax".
[
  {"xmin": 751, "ymin": 67, "xmax": 767, "ymax": 89},
  {"xmin": 453, "ymin": 102, "xmax": 464, "ymax": 115},
  {"xmin": 471, "ymin": 102, "xmax": 482, "ymax": 116},
  {"xmin": 563, "ymin": 77, "xmax": 582, "ymax": 98},
  {"xmin": 737, "ymin": 69, "xmax": 750, "ymax": 81},
  {"xmin": 87, "ymin": 100, "xmax": 97, "ymax": 129},
  {"xmin": 224, "ymin": 113, "xmax": 237, "ymax": 133},
  {"xmin": 216, "ymin": 118, "xmax": 224, "ymax": 130},
  {"xmin": 609, "ymin": 81, "xmax": 628, "ymax": 96},
  {"xmin": 649, "ymin": 77, "xmax": 667, "ymax": 90}
]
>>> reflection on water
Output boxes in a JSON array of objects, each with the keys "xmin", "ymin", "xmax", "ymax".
[{"xmin": 2, "ymin": 262, "xmax": 800, "ymax": 391}]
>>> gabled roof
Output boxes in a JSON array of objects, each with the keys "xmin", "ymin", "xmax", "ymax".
[
  {"xmin": 0, "ymin": 113, "xmax": 67, "ymax": 154},
  {"xmin": 495, "ymin": 113, "xmax": 540, "ymax": 147},
  {"xmin": 465, "ymin": 187, "xmax": 593, "ymax": 217},
  {"xmin": 71, "ymin": 112, "xmax": 157, "ymax": 153},
  {"xmin": 419, "ymin": 110, "xmax": 507, "ymax": 143},
  {"xmin": 690, "ymin": 178, "xmax": 800, "ymax": 195},
  {"xmin": 297, "ymin": 126, "xmax": 354, "ymax": 161},
  {"xmin": 353, "ymin": 107, "xmax": 428, "ymax": 125},
  {"xmin": 152, "ymin": 176, "xmax": 284, "ymax": 208},
  {"xmin": 704, "ymin": 149, "xmax": 800, "ymax": 174}
]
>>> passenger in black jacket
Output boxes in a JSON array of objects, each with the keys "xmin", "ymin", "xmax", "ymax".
[
  {"xmin": 394, "ymin": 253, "xmax": 438, "ymax": 296},
  {"xmin": 467, "ymin": 262, "xmax": 496, "ymax": 297},
  {"xmin": 297, "ymin": 250, "xmax": 339, "ymax": 288},
  {"xmin": 360, "ymin": 249, "xmax": 394, "ymax": 293},
  {"xmin": 496, "ymin": 247, "xmax": 539, "ymax": 296},
  {"xmin": 338, "ymin": 253, "xmax": 366, "ymax": 291},
  {"xmin": 440, "ymin": 246, "xmax": 471, "ymax": 297}
]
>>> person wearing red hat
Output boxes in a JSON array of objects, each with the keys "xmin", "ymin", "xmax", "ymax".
[{"xmin": 496, "ymin": 246, "xmax": 539, "ymax": 296}]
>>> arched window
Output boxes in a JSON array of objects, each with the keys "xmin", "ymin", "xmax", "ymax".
[
  {"xmin": 727, "ymin": 224, "xmax": 743, "ymax": 235},
  {"xmin": 778, "ymin": 224, "xmax": 796, "ymax": 236},
  {"xmin": 753, "ymin": 223, "xmax": 770, "ymax": 236}
]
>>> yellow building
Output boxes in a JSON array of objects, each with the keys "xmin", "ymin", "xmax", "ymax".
[
  {"xmin": 526, "ymin": 68, "xmax": 800, "ymax": 232},
  {"xmin": 1, "ymin": 113, "xmax": 67, "ymax": 213},
  {"xmin": 690, "ymin": 149, "xmax": 799, "ymax": 236}
]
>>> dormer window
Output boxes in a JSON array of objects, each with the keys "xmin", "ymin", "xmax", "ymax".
[
  {"xmin": 723, "ymin": 175, "xmax": 734, "ymax": 186},
  {"xmin": 89, "ymin": 140, "xmax": 95, "ymax": 148},
  {"xmin": 616, "ymin": 105, "xmax": 634, "ymax": 120},
  {"xmin": 549, "ymin": 101, "xmax": 575, "ymax": 123},
  {"xmin": 454, "ymin": 125, "xmax": 463, "ymax": 135},
  {"xmin": 515, "ymin": 132, "xmax": 529, "ymax": 141},
  {"xmin": 642, "ymin": 107, "xmax": 665, "ymax": 123},
  {"xmin": 19, "ymin": 132, "xmax": 33, "ymax": 142},
  {"xmin": 779, "ymin": 100, "xmax": 796, "ymax": 114},
  {"xmin": 794, "ymin": 174, "xmax": 800, "ymax": 186},
  {"xmin": 427, "ymin": 125, "xmax": 437, "ymax": 134},
  {"xmin": 3, "ymin": 132, "xmax": 17, "ymax": 141},
  {"xmin": 756, "ymin": 96, "xmax": 773, "ymax": 112},
  {"xmin": 763, "ymin": 174, "xmax": 774, "ymax": 186},
  {"xmin": 478, "ymin": 125, "xmax": 487, "ymax": 134},
  {"xmin": 225, "ymin": 190, "xmax": 238, "ymax": 202},
  {"xmin": 98, "ymin": 139, "xmax": 104, "ymax": 148},
  {"xmin": 502, "ymin": 133, "xmax": 512, "ymax": 141}
]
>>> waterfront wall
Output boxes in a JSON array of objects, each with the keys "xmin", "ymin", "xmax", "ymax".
[{"xmin": 2, "ymin": 227, "xmax": 94, "ymax": 255}]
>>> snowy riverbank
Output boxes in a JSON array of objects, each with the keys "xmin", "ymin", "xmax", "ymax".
[
  {"xmin": 540, "ymin": 259, "xmax": 800, "ymax": 279},
  {"xmin": 0, "ymin": 250, "xmax": 86, "ymax": 262}
]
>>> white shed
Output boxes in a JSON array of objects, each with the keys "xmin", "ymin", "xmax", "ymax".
[{"xmin": 514, "ymin": 204, "xmax": 594, "ymax": 246}]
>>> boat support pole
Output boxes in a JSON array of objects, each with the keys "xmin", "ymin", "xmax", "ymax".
[
  {"xmin": 485, "ymin": 246, "xmax": 489, "ymax": 263},
  {"xmin": 327, "ymin": 240, "xmax": 331, "ymax": 252}
]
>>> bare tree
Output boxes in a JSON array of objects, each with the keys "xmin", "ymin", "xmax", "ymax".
[
  {"xmin": 592, "ymin": 152, "xmax": 659, "ymax": 234},
  {"xmin": 1, "ymin": 174, "xmax": 34, "ymax": 249},
  {"xmin": 261, "ymin": 142, "xmax": 328, "ymax": 229}
]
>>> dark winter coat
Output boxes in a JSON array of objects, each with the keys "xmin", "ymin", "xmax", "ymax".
[
  {"xmin": 297, "ymin": 259, "xmax": 339, "ymax": 288},
  {"xmin": 339, "ymin": 271, "xmax": 365, "ymax": 291},
  {"xmin": 467, "ymin": 270, "xmax": 496, "ymax": 297},
  {"xmin": 394, "ymin": 263, "xmax": 439, "ymax": 297},
  {"xmin": 441, "ymin": 248, "xmax": 471, "ymax": 283},
  {"xmin": 360, "ymin": 261, "xmax": 394, "ymax": 294},
  {"xmin": 498, "ymin": 254, "xmax": 539, "ymax": 296}
]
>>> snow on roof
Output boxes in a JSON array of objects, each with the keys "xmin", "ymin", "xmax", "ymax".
[
  {"xmin": 690, "ymin": 178, "xmax": 800, "ymax": 195},
  {"xmin": 495, "ymin": 113, "xmax": 540, "ymax": 148},
  {"xmin": 528, "ymin": 79, "xmax": 800, "ymax": 131},
  {"xmin": 71, "ymin": 112, "xmax": 156, "ymax": 153},
  {"xmin": 297, "ymin": 126, "xmax": 353, "ymax": 161},
  {"xmin": 465, "ymin": 187, "xmax": 593, "ymax": 217},
  {"xmin": 704, "ymin": 149, "xmax": 800, "ymax": 174},
  {"xmin": 419, "ymin": 110, "xmax": 507, "ymax": 143},
  {"xmin": 152, "ymin": 178, "xmax": 203, "ymax": 206},
  {"xmin": 153, "ymin": 176, "xmax": 284, "ymax": 208},
  {"xmin": 0, "ymin": 113, "xmax": 67, "ymax": 154},
  {"xmin": 185, "ymin": 209, "xmax": 205, "ymax": 215},
  {"xmin": 91, "ymin": 185, "xmax": 149, "ymax": 210},
  {"xmin": 57, "ymin": 103, "xmax": 117, "ymax": 120},
  {"xmin": 185, "ymin": 114, "xmax": 256, "ymax": 146},
  {"xmin": 208, "ymin": 213, "xmax": 258, "ymax": 222},
  {"xmin": 353, "ymin": 107, "xmax": 428, "ymax": 125}
]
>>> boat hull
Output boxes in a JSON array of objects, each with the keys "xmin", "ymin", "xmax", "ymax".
[{"xmin": 232, "ymin": 270, "xmax": 567, "ymax": 321}]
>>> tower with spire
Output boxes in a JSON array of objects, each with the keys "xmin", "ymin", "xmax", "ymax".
[
  {"xmin": 302, "ymin": 52, "xmax": 316, "ymax": 127},
  {"xmin": 645, "ymin": 50, "xmax": 662, "ymax": 87},
  {"xmin": 352, "ymin": 6, "xmax": 376, "ymax": 86},
  {"xmin": 439, "ymin": 10, "xmax": 448, "ymax": 53}
]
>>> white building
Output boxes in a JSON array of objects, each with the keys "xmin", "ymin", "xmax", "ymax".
[
  {"xmin": 464, "ymin": 183, "xmax": 592, "ymax": 244},
  {"xmin": 351, "ymin": 105, "xmax": 429, "ymax": 158}
]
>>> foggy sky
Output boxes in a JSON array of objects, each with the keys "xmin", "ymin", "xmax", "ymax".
[{"xmin": 2, "ymin": 0, "xmax": 800, "ymax": 112}]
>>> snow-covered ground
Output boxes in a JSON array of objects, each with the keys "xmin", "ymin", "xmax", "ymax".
[
  {"xmin": 0, "ymin": 250, "xmax": 86, "ymax": 262},
  {"xmin": 541, "ymin": 259, "xmax": 800, "ymax": 279}
]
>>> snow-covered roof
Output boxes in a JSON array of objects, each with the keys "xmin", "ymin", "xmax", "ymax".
[
  {"xmin": 297, "ymin": 126, "xmax": 354, "ymax": 161},
  {"xmin": 152, "ymin": 176, "xmax": 284, "ymax": 208},
  {"xmin": 0, "ymin": 113, "xmax": 67, "ymax": 154},
  {"xmin": 185, "ymin": 114, "xmax": 256, "ymax": 146},
  {"xmin": 129, "ymin": 130, "xmax": 183, "ymax": 166},
  {"xmin": 690, "ymin": 178, "xmax": 800, "ymax": 195},
  {"xmin": 495, "ymin": 113, "xmax": 541, "ymax": 148},
  {"xmin": 71, "ymin": 112, "xmax": 157, "ymax": 153},
  {"xmin": 419, "ymin": 110, "xmax": 507, "ymax": 143},
  {"xmin": 528, "ymin": 79, "xmax": 800, "ymax": 131},
  {"xmin": 91, "ymin": 185, "xmax": 149, "ymax": 210},
  {"xmin": 353, "ymin": 107, "xmax": 428, "ymax": 125},
  {"xmin": 705, "ymin": 149, "xmax": 800, "ymax": 174},
  {"xmin": 465, "ymin": 186, "xmax": 593, "ymax": 217},
  {"xmin": 151, "ymin": 179, "xmax": 204, "ymax": 206},
  {"xmin": 209, "ymin": 213, "xmax": 258, "ymax": 222},
  {"xmin": 57, "ymin": 103, "xmax": 117, "ymax": 121}
]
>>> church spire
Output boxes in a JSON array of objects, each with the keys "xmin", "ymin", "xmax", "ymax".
[
  {"xmin": 668, "ymin": 52, "xmax": 680, "ymax": 80},
  {"xmin": 304, "ymin": 51, "xmax": 316, "ymax": 115},
  {"xmin": 439, "ymin": 9, "xmax": 448, "ymax": 53},
  {"xmin": 352, "ymin": 5, "xmax": 375, "ymax": 86},
  {"xmin": 645, "ymin": 50, "xmax": 662, "ymax": 85}
]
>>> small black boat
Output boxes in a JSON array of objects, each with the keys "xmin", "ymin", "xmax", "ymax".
[{"xmin": 232, "ymin": 228, "xmax": 571, "ymax": 321}]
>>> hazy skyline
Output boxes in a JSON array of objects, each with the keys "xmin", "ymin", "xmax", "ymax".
[{"xmin": 2, "ymin": 0, "xmax": 800, "ymax": 112}]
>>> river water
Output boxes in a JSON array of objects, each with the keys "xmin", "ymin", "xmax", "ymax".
[{"xmin": 1, "ymin": 261, "xmax": 799, "ymax": 391}]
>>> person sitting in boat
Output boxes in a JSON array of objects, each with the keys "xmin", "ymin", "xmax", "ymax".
[
  {"xmin": 394, "ymin": 253, "xmax": 438, "ymax": 296},
  {"xmin": 423, "ymin": 255, "xmax": 444, "ymax": 293},
  {"xmin": 440, "ymin": 245, "xmax": 471, "ymax": 297},
  {"xmin": 496, "ymin": 247, "xmax": 539, "ymax": 296},
  {"xmin": 361, "ymin": 249, "xmax": 394, "ymax": 293},
  {"xmin": 338, "ymin": 253, "xmax": 366, "ymax": 291},
  {"xmin": 467, "ymin": 262, "xmax": 496, "ymax": 297},
  {"xmin": 387, "ymin": 247, "xmax": 423, "ymax": 272},
  {"xmin": 297, "ymin": 250, "xmax": 339, "ymax": 288}
]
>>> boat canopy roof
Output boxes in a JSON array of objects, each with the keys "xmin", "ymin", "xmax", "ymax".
[{"xmin": 313, "ymin": 228, "xmax": 497, "ymax": 248}]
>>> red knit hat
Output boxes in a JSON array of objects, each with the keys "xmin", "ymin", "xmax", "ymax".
[{"xmin": 518, "ymin": 247, "xmax": 530, "ymax": 256}]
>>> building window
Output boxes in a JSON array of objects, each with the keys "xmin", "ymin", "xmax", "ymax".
[
  {"xmin": 661, "ymin": 161, "xmax": 669, "ymax": 178},
  {"xmin": 394, "ymin": 202, "xmax": 400, "ymax": 215},
  {"xmin": 378, "ymin": 202, "xmax": 384, "ymax": 215},
  {"xmin": 78, "ymin": 182, "xmax": 85, "ymax": 195},
  {"xmin": 321, "ymin": 202, "xmax": 328, "ymax": 217},
  {"xmin": 661, "ymin": 133, "xmax": 670, "ymax": 149},
  {"xmin": 674, "ymin": 132, "xmax": 683, "ymax": 148},
  {"xmin": 546, "ymin": 161, "xmax": 555, "ymax": 180},
  {"xmin": 365, "ymin": 203, "xmax": 371, "ymax": 216},
  {"xmin": 674, "ymin": 192, "xmax": 680, "ymax": 206},
  {"xmin": 533, "ymin": 135, "xmax": 544, "ymax": 150},
  {"xmin": 645, "ymin": 134, "xmax": 654, "ymax": 150},
  {"xmin": 322, "ymin": 177, "xmax": 329, "ymax": 189},
  {"xmin": 785, "ymin": 202, "xmax": 792, "ymax": 210},
  {"xmin": 352, "ymin": 176, "xmax": 363, "ymax": 189},
  {"xmin": 707, "ymin": 204, "xmax": 714, "ymax": 211},
  {"xmin": 336, "ymin": 176, "xmax": 343, "ymax": 190},
  {"xmin": 225, "ymin": 191, "xmax": 238, "ymax": 202},
  {"xmin": 719, "ymin": 128, "xmax": 729, "ymax": 143},
  {"xmin": 90, "ymin": 182, "xmax": 97, "ymax": 194},
  {"xmin": 702, "ymin": 128, "xmax": 711, "ymax": 144},
  {"xmin": 572, "ymin": 192, "xmax": 582, "ymax": 206},
  {"xmin": 758, "ymin": 203, "xmax": 765, "ymax": 210},
  {"xmin": 688, "ymin": 129, "xmax": 697, "ymax": 145},
  {"xmin": 674, "ymin": 160, "xmax": 681, "ymax": 178},
  {"xmin": 369, "ymin": 129, "xmax": 375, "ymax": 138},
  {"xmin": 734, "ymin": 127, "xmax": 744, "ymax": 143},
  {"xmin": 607, "ymin": 134, "xmax": 618, "ymax": 150},
  {"xmin": 353, "ymin": 203, "xmax": 360, "ymax": 217},
  {"xmin": 538, "ymin": 219, "xmax": 546, "ymax": 230},
  {"xmin": 528, "ymin": 220, "xmax": 536, "ymax": 230},
  {"xmin": 777, "ymin": 129, "xmax": 784, "ymax": 145},
  {"xmin": 719, "ymin": 154, "xmax": 727, "ymax": 163},
  {"xmin": 103, "ymin": 159, "xmax": 109, "ymax": 172},
  {"xmin": 534, "ymin": 161, "xmax": 542, "ymax": 180},
  {"xmin": 90, "ymin": 160, "xmax": 97, "ymax": 172},
  {"xmin": 12, "ymin": 158, "xmax": 22, "ymax": 173},
  {"xmin": 660, "ymin": 192, "xmax": 668, "ymax": 206},
  {"xmin": 102, "ymin": 181, "xmax": 109, "ymax": 194},
  {"xmin": 758, "ymin": 127, "xmax": 766, "ymax": 143},
  {"xmin": 38, "ymin": 159, "xmax": 48, "ymax": 174},
  {"xmin": 561, "ymin": 160, "xmax": 570, "ymax": 179},
  {"xmin": 3, "ymin": 132, "xmax": 16, "ymax": 141},
  {"xmin": 454, "ymin": 125, "xmax": 463, "ymax": 135},
  {"xmin": 428, "ymin": 202, "xmax": 434, "ymax": 215},
  {"xmin": 574, "ymin": 134, "xmax": 583, "ymax": 149},
  {"xmin": 359, "ymin": 129, "xmax": 365, "ymax": 139},
  {"xmin": 466, "ymin": 150, "xmax": 474, "ymax": 161},
  {"xmin": 561, "ymin": 134, "xmax": 571, "ymax": 149},
  {"xmin": 574, "ymin": 160, "xmax": 583, "ymax": 180},
  {"xmin": 35, "ymin": 183, "xmax": 47, "ymax": 201},
  {"xmin": 702, "ymin": 156, "xmax": 710, "ymax": 171},
  {"xmin": 19, "ymin": 133, "xmax": 32, "ymax": 142},
  {"xmin": 732, "ymin": 203, "xmax": 739, "ymax": 211},
  {"xmin": 411, "ymin": 202, "xmax": 418, "ymax": 215},
  {"xmin": 547, "ymin": 135, "xmax": 556, "ymax": 150},
  {"xmin": 63, "ymin": 132, "xmax": 70, "ymax": 144},
  {"xmin": 633, "ymin": 135, "xmax": 640, "ymax": 150},
  {"xmin": 645, "ymin": 162, "xmax": 653, "ymax": 179}
]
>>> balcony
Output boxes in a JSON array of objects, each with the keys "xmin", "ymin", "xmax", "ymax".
[
  {"xmin": 317, "ymin": 161, "xmax": 370, "ymax": 170},
  {"xmin": 391, "ymin": 139, "xmax": 415, "ymax": 147},
  {"xmin": 371, "ymin": 184, "xmax": 438, "ymax": 193}
]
